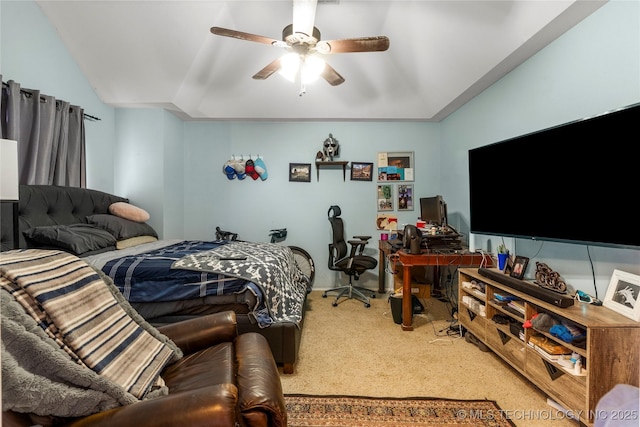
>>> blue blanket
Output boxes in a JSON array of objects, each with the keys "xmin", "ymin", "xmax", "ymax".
[{"xmin": 100, "ymin": 240, "xmax": 271, "ymax": 327}]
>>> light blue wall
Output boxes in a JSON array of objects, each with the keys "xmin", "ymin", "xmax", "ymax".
[
  {"xmin": 162, "ymin": 110, "xmax": 186, "ymax": 239},
  {"xmin": 113, "ymin": 108, "xmax": 185, "ymax": 239},
  {"xmin": 2, "ymin": 0, "xmax": 639, "ymax": 296},
  {"xmin": 182, "ymin": 121, "xmax": 439, "ymax": 287},
  {"xmin": 440, "ymin": 0, "xmax": 640, "ymax": 298}
]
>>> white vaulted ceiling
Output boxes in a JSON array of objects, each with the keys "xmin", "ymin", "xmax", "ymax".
[{"xmin": 36, "ymin": 0, "xmax": 606, "ymax": 121}]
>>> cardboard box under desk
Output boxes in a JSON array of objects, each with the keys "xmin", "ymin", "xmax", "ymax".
[{"xmin": 393, "ymin": 271, "xmax": 431, "ymax": 299}]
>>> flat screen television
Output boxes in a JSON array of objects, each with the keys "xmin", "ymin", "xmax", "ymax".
[
  {"xmin": 468, "ymin": 102, "xmax": 640, "ymax": 249},
  {"xmin": 420, "ymin": 195, "xmax": 447, "ymax": 226}
]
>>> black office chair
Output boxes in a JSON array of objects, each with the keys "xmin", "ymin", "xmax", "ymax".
[{"xmin": 322, "ymin": 205, "xmax": 378, "ymax": 307}]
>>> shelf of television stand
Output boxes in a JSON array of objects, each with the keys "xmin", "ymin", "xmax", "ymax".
[
  {"xmin": 458, "ymin": 267, "xmax": 640, "ymax": 426},
  {"xmin": 315, "ymin": 161, "xmax": 349, "ymax": 181}
]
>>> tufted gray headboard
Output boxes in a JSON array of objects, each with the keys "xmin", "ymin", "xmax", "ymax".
[{"xmin": 0, "ymin": 185, "xmax": 128, "ymax": 251}]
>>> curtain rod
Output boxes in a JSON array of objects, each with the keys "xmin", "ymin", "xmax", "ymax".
[{"xmin": 2, "ymin": 80, "xmax": 101, "ymax": 121}]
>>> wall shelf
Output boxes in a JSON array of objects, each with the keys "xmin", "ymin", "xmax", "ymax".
[{"xmin": 315, "ymin": 161, "xmax": 348, "ymax": 181}]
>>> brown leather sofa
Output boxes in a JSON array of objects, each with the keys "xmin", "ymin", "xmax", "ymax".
[{"xmin": 2, "ymin": 311, "xmax": 287, "ymax": 427}]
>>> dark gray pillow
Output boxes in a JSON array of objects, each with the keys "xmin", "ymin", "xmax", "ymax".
[
  {"xmin": 86, "ymin": 214, "xmax": 158, "ymax": 240},
  {"xmin": 23, "ymin": 224, "xmax": 117, "ymax": 255}
]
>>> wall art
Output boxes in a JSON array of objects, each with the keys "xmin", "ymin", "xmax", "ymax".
[
  {"xmin": 377, "ymin": 151, "xmax": 414, "ymax": 182},
  {"xmin": 351, "ymin": 162, "xmax": 373, "ymax": 181},
  {"xmin": 603, "ymin": 269, "xmax": 640, "ymax": 321},
  {"xmin": 377, "ymin": 184, "xmax": 394, "ymax": 211},
  {"xmin": 397, "ymin": 184, "xmax": 414, "ymax": 211},
  {"xmin": 289, "ymin": 163, "xmax": 311, "ymax": 182}
]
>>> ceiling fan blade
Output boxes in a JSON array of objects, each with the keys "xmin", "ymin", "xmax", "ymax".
[
  {"xmin": 252, "ymin": 58, "xmax": 282, "ymax": 80},
  {"xmin": 211, "ymin": 27, "xmax": 281, "ymax": 46},
  {"xmin": 321, "ymin": 64, "xmax": 345, "ymax": 86},
  {"xmin": 317, "ymin": 36, "xmax": 390, "ymax": 54},
  {"xmin": 292, "ymin": 0, "xmax": 317, "ymax": 37}
]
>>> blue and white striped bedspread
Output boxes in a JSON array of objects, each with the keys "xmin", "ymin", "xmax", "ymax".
[{"xmin": 99, "ymin": 240, "xmax": 272, "ymax": 327}]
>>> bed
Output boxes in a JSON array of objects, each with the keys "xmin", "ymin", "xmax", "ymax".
[{"xmin": 0, "ymin": 185, "xmax": 310, "ymax": 373}]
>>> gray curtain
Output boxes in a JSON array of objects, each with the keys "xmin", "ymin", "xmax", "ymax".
[{"xmin": 1, "ymin": 78, "xmax": 86, "ymax": 187}]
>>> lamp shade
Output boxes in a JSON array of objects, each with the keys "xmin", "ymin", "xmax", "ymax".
[
  {"xmin": 301, "ymin": 55, "xmax": 325, "ymax": 84},
  {"xmin": 279, "ymin": 53, "xmax": 300, "ymax": 82},
  {"xmin": 278, "ymin": 53, "xmax": 326, "ymax": 84},
  {"xmin": 0, "ymin": 139, "xmax": 19, "ymax": 201}
]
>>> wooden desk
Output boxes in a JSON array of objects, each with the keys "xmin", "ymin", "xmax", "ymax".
[{"xmin": 396, "ymin": 250, "xmax": 492, "ymax": 331}]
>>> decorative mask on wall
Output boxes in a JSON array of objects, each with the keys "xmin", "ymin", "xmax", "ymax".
[{"xmin": 322, "ymin": 133, "xmax": 340, "ymax": 161}]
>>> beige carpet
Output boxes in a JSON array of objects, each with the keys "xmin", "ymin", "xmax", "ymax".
[{"xmin": 279, "ymin": 290, "xmax": 579, "ymax": 427}]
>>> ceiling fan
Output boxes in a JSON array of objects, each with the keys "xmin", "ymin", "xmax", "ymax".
[{"xmin": 210, "ymin": 0, "xmax": 389, "ymax": 94}]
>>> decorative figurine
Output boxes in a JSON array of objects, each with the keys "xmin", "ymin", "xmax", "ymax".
[
  {"xmin": 322, "ymin": 133, "xmax": 339, "ymax": 161},
  {"xmin": 534, "ymin": 262, "xmax": 567, "ymax": 293}
]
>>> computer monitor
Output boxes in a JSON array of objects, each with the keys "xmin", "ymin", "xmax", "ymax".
[{"xmin": 420, "ymin": 195, "xmax": 447, "ymax": 226}]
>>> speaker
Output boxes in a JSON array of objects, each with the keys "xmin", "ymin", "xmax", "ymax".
[
  {"xmin": 403, "ymin": 225, "xmax": 422, "ymax": 254},
  {"xmin": 478, "ymin": 268, "xmax": 574, "ymax": 308}
]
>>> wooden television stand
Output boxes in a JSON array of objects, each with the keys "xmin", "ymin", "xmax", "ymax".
[{"xmin": 458, "ymin": 267, "xmax": 640, "ymax": 426}]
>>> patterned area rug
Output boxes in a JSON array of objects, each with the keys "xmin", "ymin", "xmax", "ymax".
[{"xmin": 285, "ymin": 394, "xmax": 516, "ymax": 427}]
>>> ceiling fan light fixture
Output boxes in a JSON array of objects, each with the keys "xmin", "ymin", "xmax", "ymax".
[
  {"xmin": 279, "ymin": 52, "xmax": 301, "ymax": 82},
  {"xmin": 211, "ymin": 0, "xmax": 389, "ymax": 89},
  {"xmin": 279, "ymin": 53, "xmax": 325, "ymax": 85},
  {"xmin": 301, "ymin": 55, "xmax": 325, "ymax": 84}
]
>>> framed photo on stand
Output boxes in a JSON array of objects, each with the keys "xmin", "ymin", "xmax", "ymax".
[
  {"xmin": 510, "ymin": 256, "xmax": 529, "ymax": 280},
  {"xmin": 603, "ymin": 269, "xmax": 640, "ymax": 321},
  {"xmin": 503, "ymin": 256, "xmax": 514, "ymax": 276}
]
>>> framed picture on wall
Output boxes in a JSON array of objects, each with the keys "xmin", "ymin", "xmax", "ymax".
[
  {"xmin": 289, "ymin": 163, "xmax": 311, "ymax": 182},
  {"xmin": 350, "ymin": 162, "xmax": 373, "ymax": 181},
  {"xmin": 397, "ymin": 184, "xmax": 414, "ymax": 211},
  {"xmin": 377, "ymin": 151, "xmax": 414, "ymax": 182},
  {"xmin": 377, "ymin": 184, "xmax": 393, "ymax": 211},
  {"xmin": 603, "ymin": 270, "xmax": 640, "ymax": 321}
]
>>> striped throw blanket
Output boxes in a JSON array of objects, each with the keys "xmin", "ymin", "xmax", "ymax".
[{"xmin": 0, "ymin": 250, "xmax": 178, "ymax": 399}]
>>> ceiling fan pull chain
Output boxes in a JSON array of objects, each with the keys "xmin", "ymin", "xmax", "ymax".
[{"xmin": 299, "ymin": 81, "xmax": 306, "ymax": 97}]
